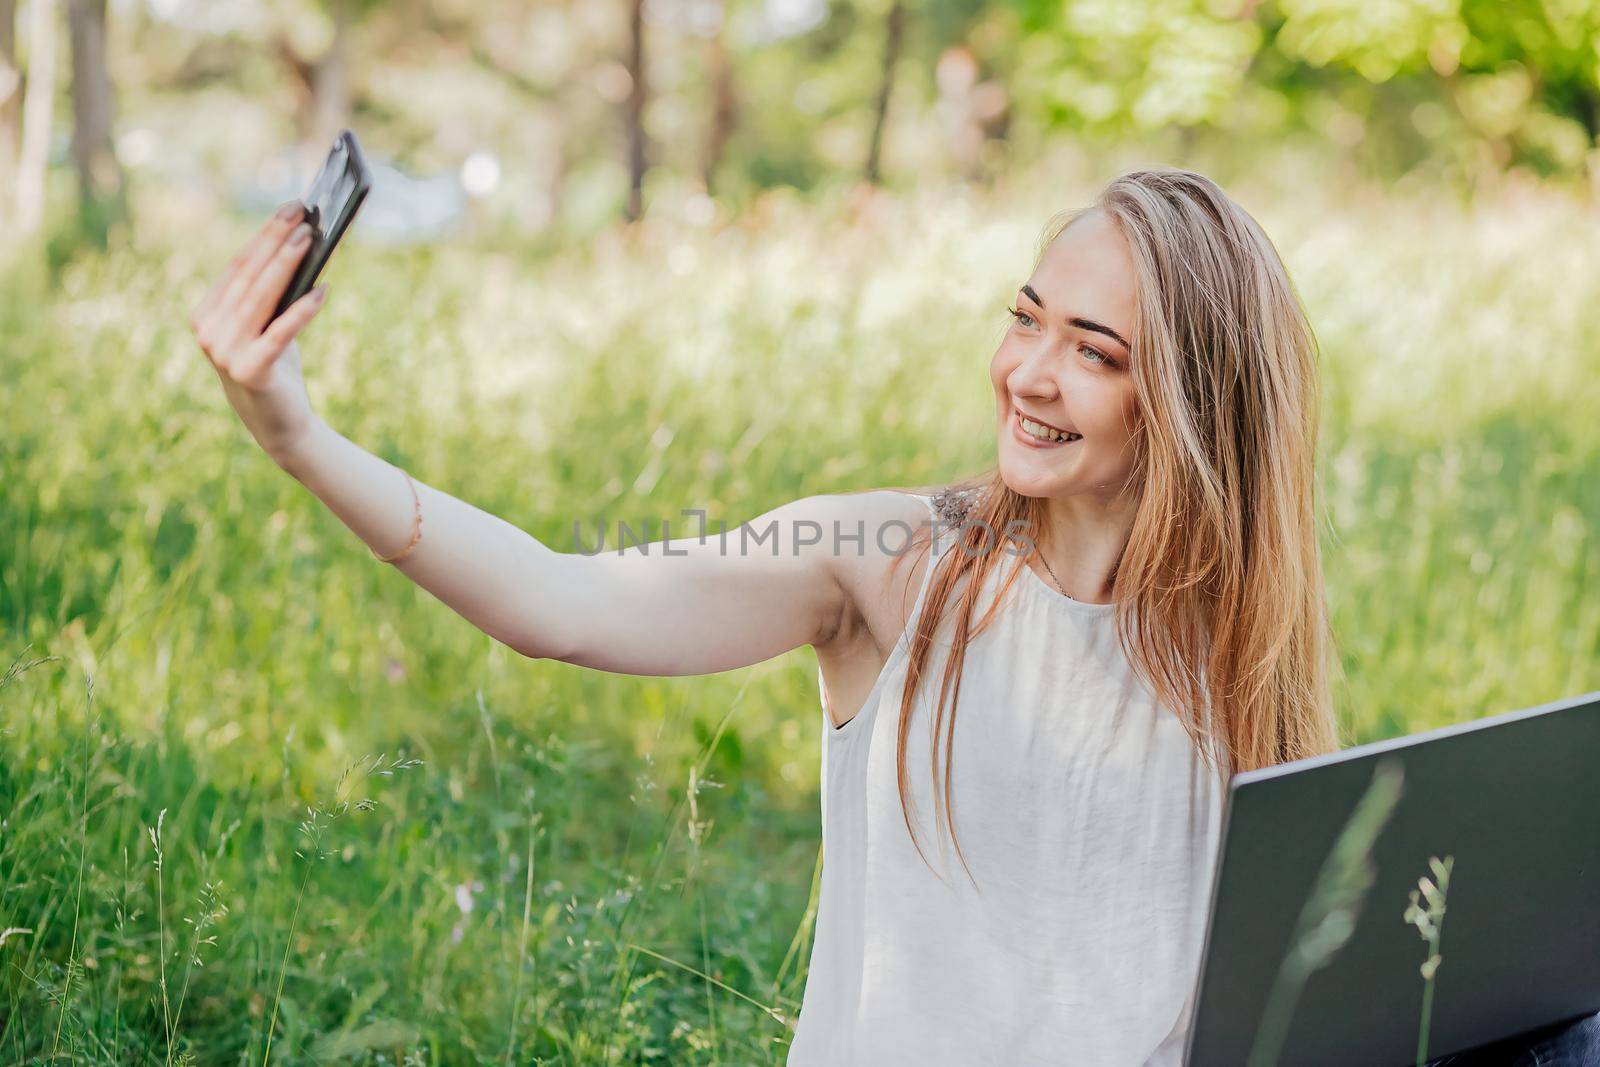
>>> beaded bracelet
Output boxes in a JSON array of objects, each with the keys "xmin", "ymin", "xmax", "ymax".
[{"xmin": 372, "ymin": 469, "xmax": 423, "ymax": 564}]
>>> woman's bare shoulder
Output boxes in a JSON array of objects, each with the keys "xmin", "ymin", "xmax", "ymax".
[
  {"xmin": 812, "ymin": 487, "xmax": 947, "ymax": 650},
  {"xmin": 814, "ymin": 487, "xmax": 937, "ymax": 555},
  {"xmin": 832, "ymin": 485, "xmax": 938, "ymax": 520}
]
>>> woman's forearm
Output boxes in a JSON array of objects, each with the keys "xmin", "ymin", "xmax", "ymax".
[
  {"xmin": 267, "ymin": 416, "xmax": 860, "ymax": 678},
  {"xmin": 273, "ymin": 416, "xmax": 565, "ymax": 657}
]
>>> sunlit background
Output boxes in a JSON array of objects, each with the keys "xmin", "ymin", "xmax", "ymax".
[{"xmin": 3, "ymin": 0, "xmax": 1598, "ymax": 1062}]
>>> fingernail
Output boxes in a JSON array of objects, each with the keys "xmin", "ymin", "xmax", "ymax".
[
  {"xmin": 291, "ymin": 222, "xmax": 312, "ymax": 245},
  {"xmin": 277, "ymin": 202, "xmax": 302, "ymax": 222}
]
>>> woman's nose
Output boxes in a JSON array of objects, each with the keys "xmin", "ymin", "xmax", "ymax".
[{"xmin": 1007, "ymin": 342, "xmax": 1059, "ymax": 400}]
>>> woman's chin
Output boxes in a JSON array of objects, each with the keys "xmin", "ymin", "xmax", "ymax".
[{"xmin": 997, "ymin": 453, "xmax": 1064, "ymax": 499}]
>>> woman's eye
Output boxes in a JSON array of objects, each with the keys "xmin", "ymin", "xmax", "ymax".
[{"xmin": 1008, "ymin": 307, "xmax": 1119, "ymax": 368}]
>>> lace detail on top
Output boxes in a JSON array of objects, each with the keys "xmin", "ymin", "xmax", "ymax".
[{"xmin": 927, "ymin": 484, "xmax": 985, "ymax": 529}]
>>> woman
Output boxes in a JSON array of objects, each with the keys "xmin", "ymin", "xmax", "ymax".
[{"xmin": 187, "ymin": 168, "xmax": 1597, "ymax": 1065}]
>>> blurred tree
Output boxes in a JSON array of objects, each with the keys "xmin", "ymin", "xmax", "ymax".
[
  {"xmin": 0, "ymin": 0, "xmax": 16, "ymax": 221},
  {"xmin": 310, "ymin": 0, "xmax": 351, "ymax": 146},
  {"xmin": 1007, "ymin": 0, "xmax": 1263, "ymax": 135},
  {"xmin": 279, "ymin": 0, "xmax": 381, "ymax": 151},
  {"xmin": 15, "ymin": 0, "xmax": 1594, "ymax": 238},
  {"xmin": 1454, "ymin": 0, "xmax": 1600, "ymax": 173},
  {"xmin": 863, "ymin": 0, "xmax": 904, "ymax": 184},
  {"xmin": 702, "ymin": 0, "xmax": 737, "ymax": 195},
  {"xmin": 1274, "ymin": 0, "xmax": 1459, "ymax": 84},
  {"xmin": 625, "ymin": 0, "xmax": 647, "ymax": 220},
  {"xmin": 66, "ymin": 0, "xmax": 124, "ymax": 244},
  {"xmin": 14, "ymin": 0, "xmax": 54, "ymax": 235}
]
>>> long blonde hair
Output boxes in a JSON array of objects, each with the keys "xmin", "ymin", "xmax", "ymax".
[{"xmin": 891, "ymin": 167, "xmax": 1346, "ymax": 887}]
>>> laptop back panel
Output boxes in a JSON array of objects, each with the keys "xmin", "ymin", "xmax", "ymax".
[{"xmin": 1184, "ymin": 690, "xmax": 1600, "ymax": 1066}]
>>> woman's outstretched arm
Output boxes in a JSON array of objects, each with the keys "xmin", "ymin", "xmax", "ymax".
[
  {"xmin": 276, "ymin": 422, "xmax": 862, "ymax": 673},
  {"xmin": 190, "ymin": 204, "xmax": 875, "ymax": 677}
]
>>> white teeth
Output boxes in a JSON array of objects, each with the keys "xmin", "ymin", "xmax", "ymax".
[{"xmin": 1019, "ymin": 416, "xmax": 1080, "ymax": 443}]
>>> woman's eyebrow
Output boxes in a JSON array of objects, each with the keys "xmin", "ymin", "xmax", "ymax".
[{"xmin": 1019, "ymin": 284, "xmax": 1131, "ymax": 352}]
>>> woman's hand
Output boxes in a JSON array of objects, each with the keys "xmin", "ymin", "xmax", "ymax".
[{"xmin": 188, "ymin": 202, "xmax": 330, "ymax": 464}]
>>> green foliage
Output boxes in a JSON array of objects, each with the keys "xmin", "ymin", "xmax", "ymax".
[{"xmin": 82, "ymin": 0, "xmax": 1600, "ymax": 243}]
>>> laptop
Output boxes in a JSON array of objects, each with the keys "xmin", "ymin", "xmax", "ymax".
[{"xmin": 1183, "ymin": 687, "xmax": 1600, "ymax": 1066}]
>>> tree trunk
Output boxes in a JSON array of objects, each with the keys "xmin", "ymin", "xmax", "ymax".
[
  {"xmin": 67, "ymin": 0, "xmax": 124, "ymax": 242},
  {"xmin": 15, "ymin": 0, "xmax": 56, "ymax": 235},
  {"xmin": 0, "ymin": 0, "xmax": 18, "ymax": 221},
  {"xmin": 624, "ymin": 0, "xmax": 646, "ymax": 221},
  {"xmin": 309, "ymin": 0, "xmax": 350, "ymax": 149},
  {"xmin": 864, "ymin": 0, "xmax": 904, "ymax": 186},
  {"xmin": 701, "ymin": 6, "xmax": 735, "ymax": 196}
]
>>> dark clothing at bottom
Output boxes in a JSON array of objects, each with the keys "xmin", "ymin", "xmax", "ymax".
[{"xmin": 1423, "ymin": 1009, "xmax": 1600, "ymax": 1066}]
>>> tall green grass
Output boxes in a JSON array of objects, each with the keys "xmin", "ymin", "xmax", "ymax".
[{"xmin": 2, "ymin": 158, "xmax": 1597, "ymax": 1061}]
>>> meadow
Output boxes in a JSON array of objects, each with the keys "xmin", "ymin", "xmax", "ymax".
[{"xmin": 3, "ymin": 150, "xmax": 1598, "ymax": 1063}]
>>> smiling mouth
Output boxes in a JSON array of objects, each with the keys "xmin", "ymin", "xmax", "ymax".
[{"xmin": 1014, "ymin": 408, "xmax": 1082, "ymax": 443}]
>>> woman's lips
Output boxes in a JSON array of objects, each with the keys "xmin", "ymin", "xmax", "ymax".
[{"xmin": 1011, "ymin": 408, "xmax": 1081, "ymax": 449}]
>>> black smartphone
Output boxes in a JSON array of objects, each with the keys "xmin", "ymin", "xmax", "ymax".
[{"xmin": 273, "ymin": 128, "xmax": 372, "ymax": 321}]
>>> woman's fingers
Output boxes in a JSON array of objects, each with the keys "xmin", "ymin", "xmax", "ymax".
[
  {"xmin": 189, "ymin": 260, "xmax": 232, "ymax": 333},
  {"xmin": 211, "ymin": 203, "xmax": 306, "ymax": 323},
  {"xmin": 254, "ymin": 285, "xmax": 328, "ymax": 360},
  {"xmin": 189, "ymin": 202, "xmax": 303, "ymax": 346},
  {"xmin": 239, "ymin": 221, "xmax": 314, "ymax": 336}
]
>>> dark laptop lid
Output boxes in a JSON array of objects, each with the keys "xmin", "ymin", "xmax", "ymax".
[{"xmin": 1184, "ymin": 688, "xmax": 1600, "ymax": 1067}]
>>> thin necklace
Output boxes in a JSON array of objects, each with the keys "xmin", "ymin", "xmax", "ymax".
[{"xmin": 1035, "ymin": 550, "xmax": 1075, "ymax": 601}]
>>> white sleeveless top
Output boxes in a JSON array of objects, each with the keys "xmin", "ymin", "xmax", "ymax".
[{"xmin": 787, "ymin": 492, "xmax": 1228, "ymax": 1066}]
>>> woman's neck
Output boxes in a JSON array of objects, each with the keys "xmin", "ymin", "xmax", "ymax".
[{"xmin": 1035, "ymin": 494, "xmax": 1136, "ymax": 602}]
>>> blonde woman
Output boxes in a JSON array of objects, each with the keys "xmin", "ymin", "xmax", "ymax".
[{"xmin": 187, "ymin": 169, "xmax": 1598, "ymax": 1065}]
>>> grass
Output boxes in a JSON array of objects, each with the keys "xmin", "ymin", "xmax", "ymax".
[
  {"xmin": 2, "ymin": 151, "xmax": 1598, "ymax": 1062},
  {"xmin": 1404, "ymin": 854, "xmax": 1455, "ymax": 1066}
]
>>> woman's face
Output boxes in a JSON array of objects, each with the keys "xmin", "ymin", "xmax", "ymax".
[{"xmin": 990, "ymin": 209, "xmax": 1141, "ymax": 504}]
